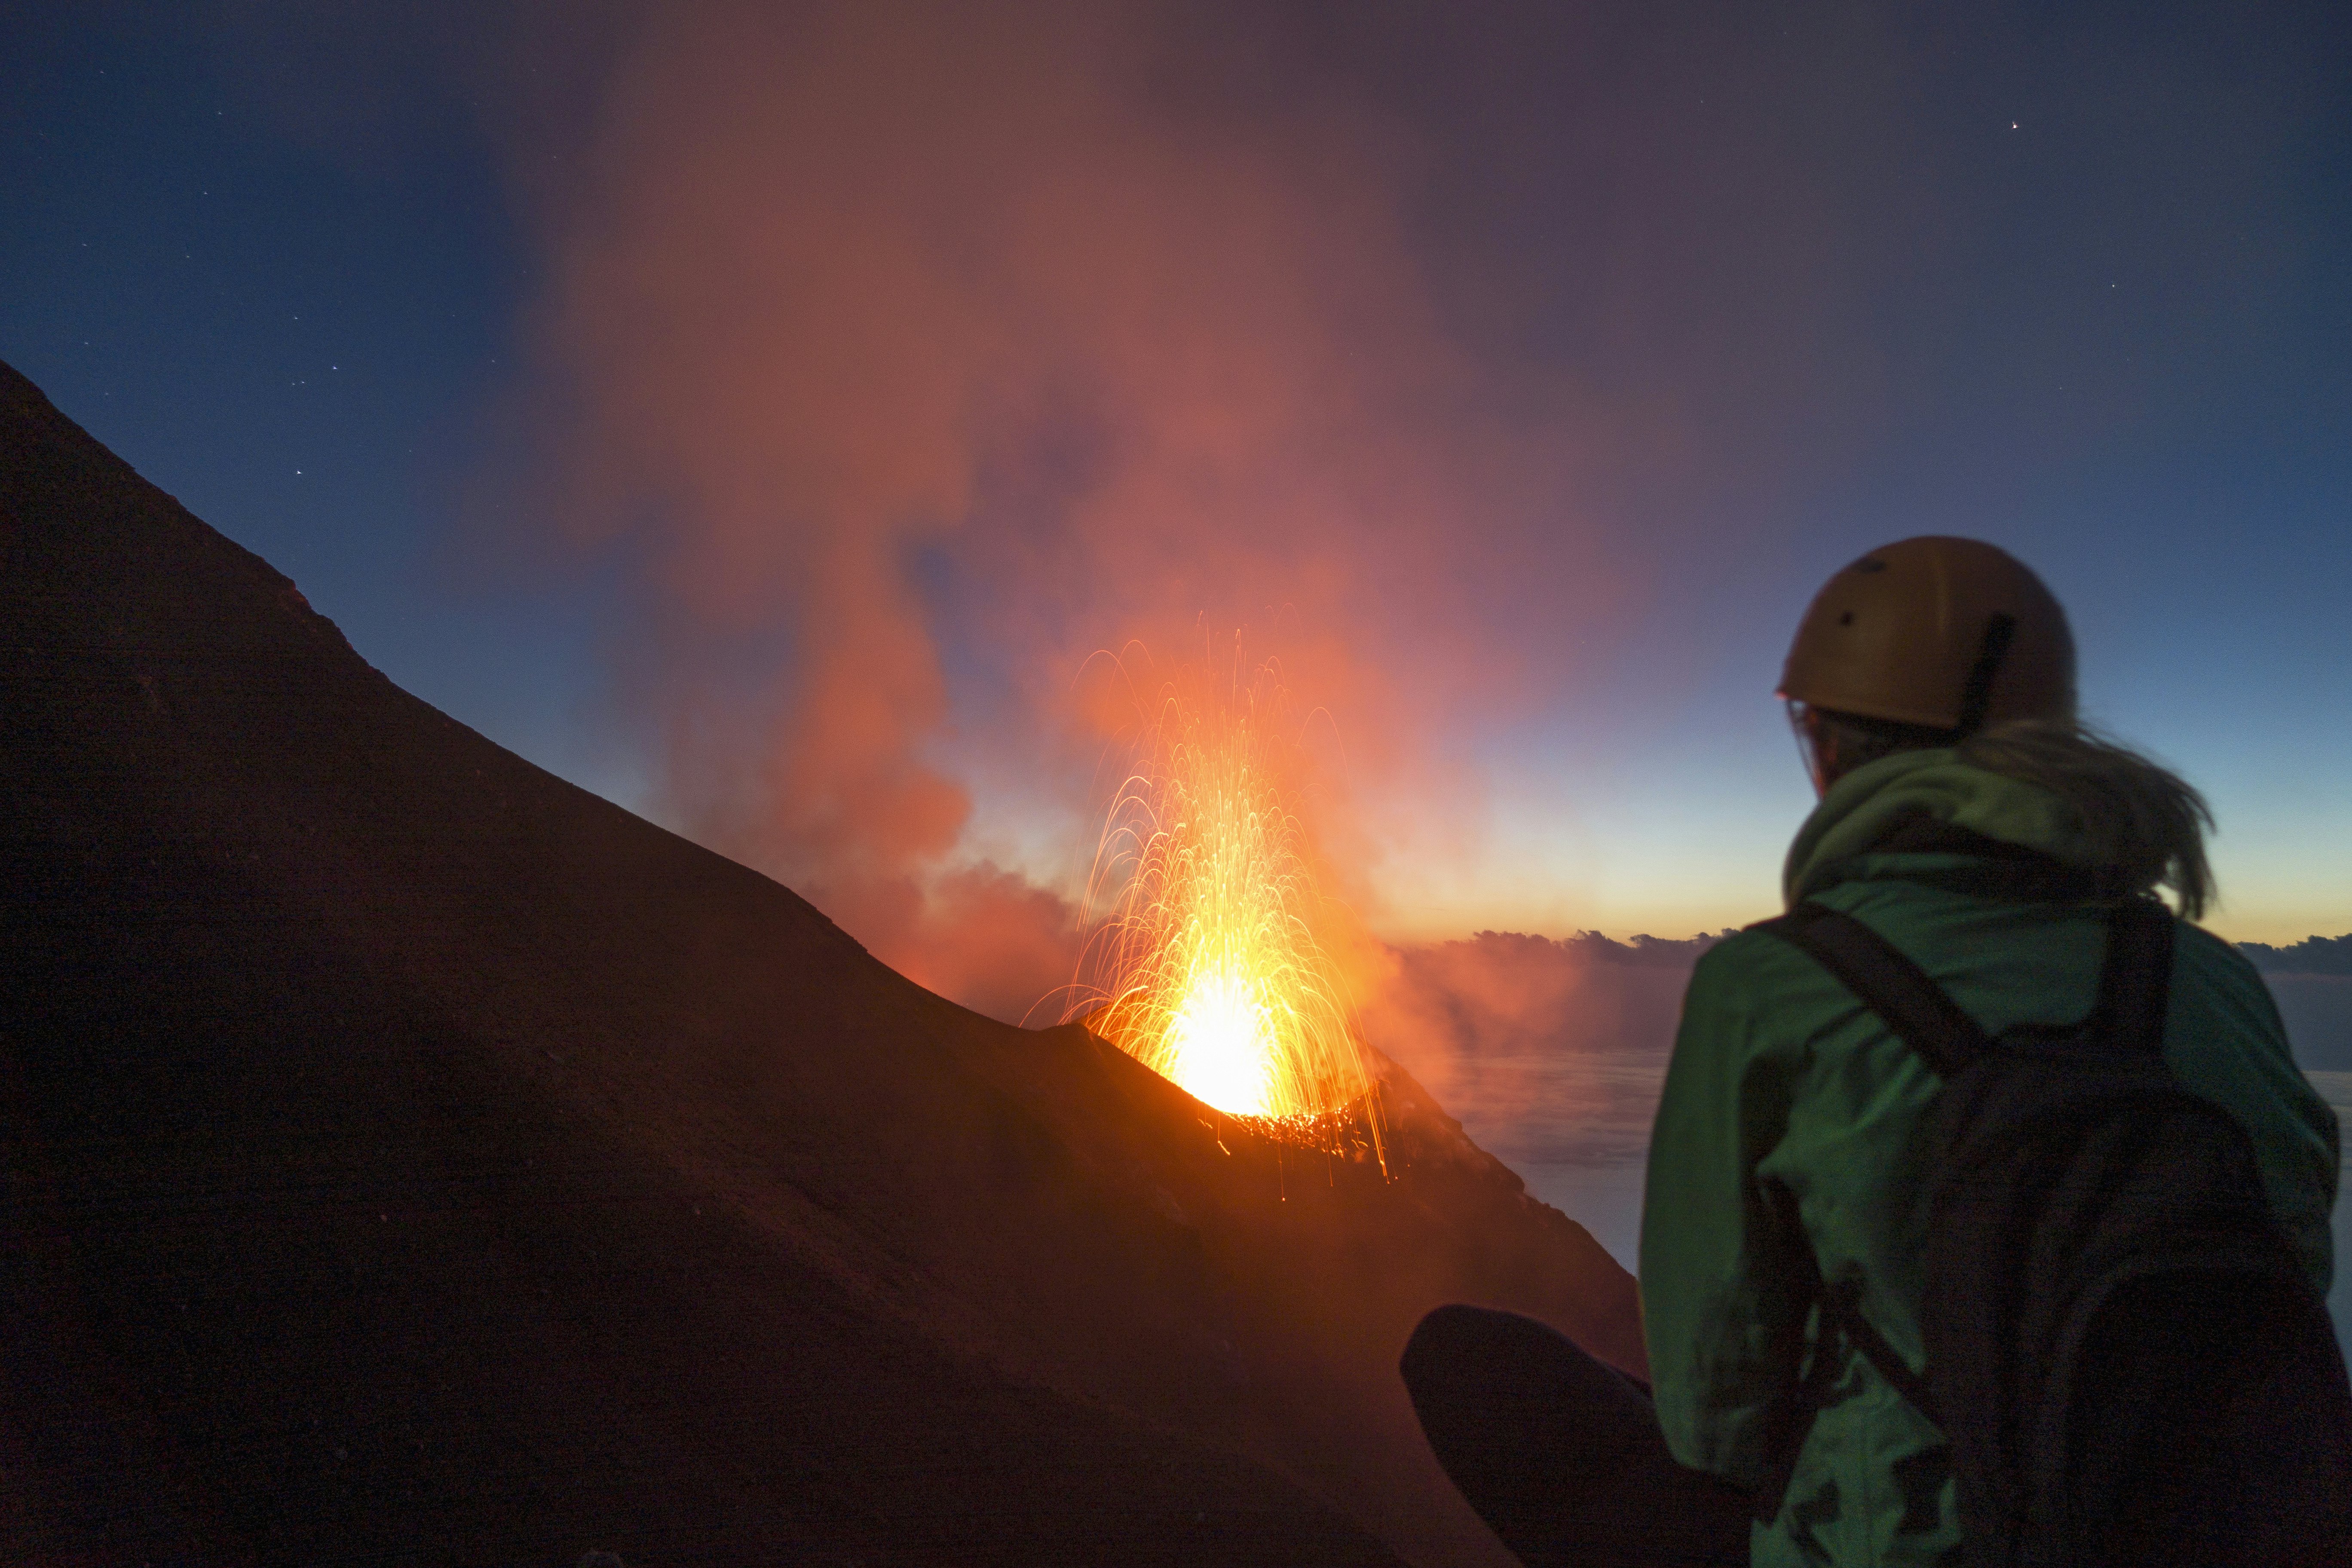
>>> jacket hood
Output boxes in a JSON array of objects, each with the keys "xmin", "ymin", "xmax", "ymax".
[{"xmin": 1782, "ymin": 750, "xmax": 2101, "ymax": 906}]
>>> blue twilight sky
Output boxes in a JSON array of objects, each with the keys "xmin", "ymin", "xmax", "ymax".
[{"xmin": 5, "ymin": 2, "xmax": 2347, "ymax": 974}]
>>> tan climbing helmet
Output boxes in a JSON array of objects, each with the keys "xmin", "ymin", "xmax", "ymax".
[{"xmin": 1779, "ymin": 536, "xmax": 2076, "ymax": 732}]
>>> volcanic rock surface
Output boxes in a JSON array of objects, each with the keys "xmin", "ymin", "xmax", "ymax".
[{"xmin": 0, "ymin": 357, "xmax": 1642, "ymax": 1567}]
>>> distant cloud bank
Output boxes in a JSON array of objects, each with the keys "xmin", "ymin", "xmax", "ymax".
[
  {"xmin": 2240, "ymin": 934, "xmax": 2352, "ymax": 977},
  {"xmin": 1361, "ymin": 930, "xmax": 1724, "ymax": 1170},
  {"xmin": 1366, "ymin": 927, "xmax": 2352, "ymax": 1159}
]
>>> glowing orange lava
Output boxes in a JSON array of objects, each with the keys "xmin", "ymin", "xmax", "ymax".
[{"xmin": 1068, "ymin": 654, "xmax": 1375, "ymax": 1130}]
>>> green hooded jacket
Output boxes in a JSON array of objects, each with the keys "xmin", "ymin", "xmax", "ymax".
[{"xmin": 1638, "ymin": 750, "xmax": 2340, "ymax": 1567}]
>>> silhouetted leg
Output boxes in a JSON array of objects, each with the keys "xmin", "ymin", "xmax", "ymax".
[{"xmin": 1401, "ymin": 1305, "xmax": 1750, "ymax": 1568}]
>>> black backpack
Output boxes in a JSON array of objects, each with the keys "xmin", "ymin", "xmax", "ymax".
[{"xmin": 1748, "ymin": 896, "xmax": 2352, "ymax": 1567}]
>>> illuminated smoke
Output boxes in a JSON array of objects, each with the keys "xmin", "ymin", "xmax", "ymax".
[{"xmin": 493, "ymin": 0, "xmax": 1622, "ymax": 1010}]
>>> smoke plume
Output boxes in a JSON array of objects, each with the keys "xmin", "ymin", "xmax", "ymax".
[{"xmin": 487, "ymin": 0, "xmax": 1642, "ymax": 1013}]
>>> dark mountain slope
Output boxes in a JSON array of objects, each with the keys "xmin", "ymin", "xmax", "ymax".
[{"xmin": 0, "ymin": 358, "xmax": 1640, "ymax": 1567}]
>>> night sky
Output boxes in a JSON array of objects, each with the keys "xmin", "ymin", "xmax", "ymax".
[{"xmin": 7, "ymin": 2, "xmax": 2348, "ymax": 982}]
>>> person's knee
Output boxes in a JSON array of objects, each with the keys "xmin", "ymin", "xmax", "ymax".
[{"xmin": 1400, "ymin": 1305, "xmax": 1542, "ymax": 1401}]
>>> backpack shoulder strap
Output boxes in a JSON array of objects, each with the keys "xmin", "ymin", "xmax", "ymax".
[
  {"xmin": 2087, "ymin": 897, "xmax": 2175, "ymax": 1056},
  {"xmin": 1740, "ymin": 901, "xmax": 1970, "ymax": 1477},
  {"xmin": 1749, "ymin": 901, "xmax": 1996, "ymax": 1079}
]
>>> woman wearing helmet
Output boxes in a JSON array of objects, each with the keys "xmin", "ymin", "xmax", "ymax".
[{"xmin": 1405, "ymin": 539, "xmax": 2343, "ymax": 1568}]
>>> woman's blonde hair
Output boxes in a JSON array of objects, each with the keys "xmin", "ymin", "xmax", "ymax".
[{"xmin": 1956, "ymin": 718, "xmax": 2216, "ymax": 919}]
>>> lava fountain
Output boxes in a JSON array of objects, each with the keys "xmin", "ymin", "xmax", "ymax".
[{"xmin": 1067, "ymin": 653, "xmax": 1379, "ymax": 1138}]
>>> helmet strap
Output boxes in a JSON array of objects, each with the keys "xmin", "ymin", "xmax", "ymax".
[{"xmin": 1954, "ymin": 613, "xmax": 2018, "ymax": 737}]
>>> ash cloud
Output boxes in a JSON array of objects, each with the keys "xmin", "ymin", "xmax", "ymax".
[
  {"xmin": 471, "ymin": 0, "xmax": 1700, "ymax": 1013},
  {"xmin": 464, "ymin": 0, "xmax": 1913, "ymax": 1016}
]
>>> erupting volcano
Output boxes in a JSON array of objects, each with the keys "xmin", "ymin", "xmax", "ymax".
[
  {"xmin": 2, "ymin": 354, "xmax": 1651, "ymax": 1568},
  {"xmin": 1068, "ymin": 655, "xmax": 1378, "ymax": 1133}
]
